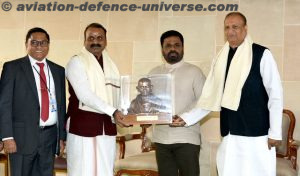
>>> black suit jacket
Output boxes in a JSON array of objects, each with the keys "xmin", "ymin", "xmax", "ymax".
[{"xmin": 0, "ymin": 56, "xmax": 66, "ymax": 155}]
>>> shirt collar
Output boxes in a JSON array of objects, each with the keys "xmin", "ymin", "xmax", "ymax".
[
  {"xmin": 165, "ymin": 59, "xmax": 184, "ymax": 70},
  {"xmin": 28, "ymin": 55, "xmax": 47, "ymax": 67}
]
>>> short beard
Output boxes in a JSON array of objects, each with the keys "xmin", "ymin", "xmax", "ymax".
[{"xmin": 165, "ymin": 52, "xmax": 183, "ymax": 64}]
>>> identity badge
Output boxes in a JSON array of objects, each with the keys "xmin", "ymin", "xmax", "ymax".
[{"xmin": 49, "ymin": 93, "xmax": 57, "ymax": 112}]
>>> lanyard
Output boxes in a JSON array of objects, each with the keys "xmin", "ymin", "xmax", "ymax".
[{"xmin": 33, "ymin": 63, "xmax": 51, "ymax": 93}]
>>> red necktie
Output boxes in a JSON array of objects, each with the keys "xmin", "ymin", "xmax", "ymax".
[{"xmin": 36, "ymin": 63, "xmax": 49, "ymax": 122}]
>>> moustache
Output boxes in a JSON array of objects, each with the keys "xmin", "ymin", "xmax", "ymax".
[
  {"xmin": 168, "ymin": 51, "xmax": 179, "ymax": 57},
  {"xmin": 90, "ymin": 44, "xmax": 102, "ymax": 48}
]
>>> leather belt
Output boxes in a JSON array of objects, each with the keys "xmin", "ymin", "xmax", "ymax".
[{"xmin": 39, "ymin": 124, "xmax": 56, "ymax": 130}]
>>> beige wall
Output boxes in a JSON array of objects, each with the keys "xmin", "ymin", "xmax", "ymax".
[{"xmin": 0, "ymin": 0, "xmax": 300, "ymax": 144}]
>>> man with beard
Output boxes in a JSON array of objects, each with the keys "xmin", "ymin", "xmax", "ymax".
[
  {"xmin": 148, "ymin": 30, "xmax": 206, "ymax": 176},
  {"xmin": 65, "ymin": 23, "xmax": 127, "ymax": 176},
  {"xmin": 128, "ymin": 78, "xmax": 164, "ymax": 114}
]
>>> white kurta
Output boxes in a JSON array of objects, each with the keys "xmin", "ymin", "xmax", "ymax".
[
  {"xmin": 181, "ymin": 49, "xmax": 283, "ymax": 175},
  {"xmin": 65, "ymin": 56, "xmax": 118, "ymax": 176},
  {"xmin": 217, "ymin": 134, "xmax": 276, "ymax": 176}
]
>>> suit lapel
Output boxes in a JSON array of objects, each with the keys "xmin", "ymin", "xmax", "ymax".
[
  {"xmin": 46, "ymin": 60, "xmax": 62, "ymax": 155},
  {"xmin": 20, "ymin": 56, "xmax": 39, "ymax": 105},
  {"xmin": 47, "ymin": 60, "xmax": 61, "ymax": 106}
]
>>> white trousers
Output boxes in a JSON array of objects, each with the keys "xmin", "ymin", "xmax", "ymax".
[
  {"xmin": 67, "ymin": 133, "xmax": 116, "ymax": 176},
  {"xmin": 217, "ymin": 134, "xmax": 276, "ymax": 176}
]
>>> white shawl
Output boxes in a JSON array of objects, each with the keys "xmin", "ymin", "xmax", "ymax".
[
  {"xmin": 198, "ymin": 35, "xmax": 253, "ymax": 111},
  {"xmin": 77, "ymin": 47, "xmax": 120, "ymax": 113}
]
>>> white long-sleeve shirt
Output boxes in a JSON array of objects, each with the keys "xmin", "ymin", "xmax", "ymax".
[
  {"xmin": 150, "ymin": 60, "xmax": 206, "ymax": 145},
  {"xmin": 29, "ymin": 56, "xmax": 58, "ymax": 127},
  {"xmin": 65, "ymin": 56, "xmax": 116, "ymax": 119},
  {"xmin": 181, "ymin": 49, "xmax": 283, "ymax": 140}
]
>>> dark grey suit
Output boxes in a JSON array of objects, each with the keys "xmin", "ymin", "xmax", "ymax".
[{"xmin": 0, "ymin": 56, "xmax": 66, "ymax": 176}]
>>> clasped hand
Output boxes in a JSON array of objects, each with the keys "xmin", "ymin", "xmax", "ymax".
[
  {"xmin": 170, "ymin": 115, "xmax": 186, "ymax": 127},
  {"xmin": 113, "ymin": 110, "xmax": 130, "ymax": 127}
]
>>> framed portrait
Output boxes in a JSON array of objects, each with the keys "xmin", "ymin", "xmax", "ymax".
[{"xmin": 119, "ymin": 74, "xmax": 173, "ymax": 125}]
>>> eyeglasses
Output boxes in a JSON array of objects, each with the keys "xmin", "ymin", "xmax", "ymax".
[{"xmin": 30, "ymin": 40, "xmax": 49, "ymax": 47}]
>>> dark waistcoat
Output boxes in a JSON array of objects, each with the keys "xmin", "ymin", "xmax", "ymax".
[
  {"xmin": 66, "ymin": 56, "xmax": 116, "ymax": 137},
  {"xmin": 221, "ymin": 43, "xmax": 269, "ymax": 137}
]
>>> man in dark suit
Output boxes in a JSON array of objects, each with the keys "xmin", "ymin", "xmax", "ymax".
[{"xmin": 0, "ymin": 27, "xmax": 66, "ymax": 176}]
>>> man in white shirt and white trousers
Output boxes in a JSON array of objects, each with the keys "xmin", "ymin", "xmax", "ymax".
[
  {"xmin": 65, "ymin": 23, "xmax": 127, "ymax": 176},
  {"xmin": 173, "ymin": 12, "xmax": 283, "ymax": 176}
]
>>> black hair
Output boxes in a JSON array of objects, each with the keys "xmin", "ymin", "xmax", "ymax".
[
  {"xmin": 25, "ymin": 27, "xmax": 50, "ymax": 43},
  {"xmin": 84, "ymin": 23, "xmax": 107, "ymax": 40},
  {"xmin": 160, "ymin": 30, "xmax": 184, "ymax": 47}
]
